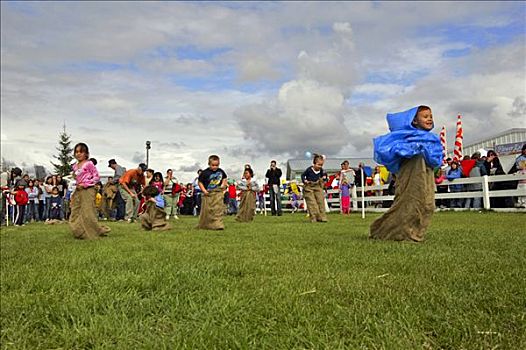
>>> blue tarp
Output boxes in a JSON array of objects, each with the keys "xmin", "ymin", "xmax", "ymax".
[{"xmin": 373, "ymin": 106, "xmax": 443, "ymax": 174}]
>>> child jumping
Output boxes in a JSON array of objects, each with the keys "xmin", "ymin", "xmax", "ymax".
[
  {"xmin": 301, "ymin": 154, "xmax": 327, "ymax": 223},
  {"xmin": 236, "ymin": 167, "xmax": 259, "ymax": 222},
  {"xmin": 69, "ymin": 143, "xmax": 111, "ymax": 239},
  {"xmin": 369, "ymin": 106, "xmax": 442, "ymax": 241},
  {"xmin": 139, "ymin": 185, "xmax": 171, "ymax": 231},
  {"xmin": 197, "ymin": 155, "xmax": 228, "ymax": 230}
]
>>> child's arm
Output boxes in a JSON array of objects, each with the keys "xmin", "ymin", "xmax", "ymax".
[
  {"xmin": 198, "ymin": 181, "xmax": 208, "ymax": 195},
  {"xmin": 221, "ymin": 178, "xmax": 228, "ymax": 189}
]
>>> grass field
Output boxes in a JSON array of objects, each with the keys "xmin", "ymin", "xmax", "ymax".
[{"xmin": 1, "ymin": 212, "xmax": 525, "ymax": 349}]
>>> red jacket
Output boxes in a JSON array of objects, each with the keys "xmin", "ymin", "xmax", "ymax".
[{"xmin": 14, "ymin": 189, "xmax": 29, "ymax": 205}]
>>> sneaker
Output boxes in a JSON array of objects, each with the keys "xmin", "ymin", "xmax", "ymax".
[
  {"xmin": 173, "ymin": 215, "xmax": 179, "ymax": 220},
  {"xmin": 165, "ymin": 215, "xmax": 170, "ymax": 220}
]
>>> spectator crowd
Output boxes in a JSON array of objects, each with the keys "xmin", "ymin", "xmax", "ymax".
[{"xmin": 1, "ymin": 144, "xmax": 525, "ymax": 227}]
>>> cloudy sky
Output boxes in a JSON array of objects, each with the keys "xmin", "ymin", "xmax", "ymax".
[{"xmin": 1, "ymin": 1, "xmax": 525, "ymax": 181}]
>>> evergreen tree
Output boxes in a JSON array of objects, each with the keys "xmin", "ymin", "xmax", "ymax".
[{"xmin": 51, "ymin": 123, "xmax": 74, "ymax": 176}]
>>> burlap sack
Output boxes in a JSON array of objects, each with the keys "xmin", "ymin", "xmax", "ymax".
[
  {"xmin": 69, "ymin": 187, "xmax": 111, "ymax": 240},
  {"xmin": 369, "ymin": 156, "xmax": 435, "ymax": 242},
  {"xmin": 140, "ymin": 201, "xmax": 171, "ymax": 231},
  {"xmin": 303, "ymin": 179, "xmax": 327, "ymax": 222},
  {"xmin": 236, "ymin": 190, "xmax": 256, "ymax": 222},
  {"xmin": 197, "ymin": 189, "xmax": 225, "ymax": 230}
]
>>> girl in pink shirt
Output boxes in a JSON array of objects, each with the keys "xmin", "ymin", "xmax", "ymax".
[{"xmin": 69, "ymin": 143, "xmax": 110, "ymax": 239}]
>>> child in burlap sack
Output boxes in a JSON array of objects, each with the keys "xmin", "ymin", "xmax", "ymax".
[
  {"xmin": 69, "ymin": 143, "xmax": 111, "ymax": 239},
  {"xmin": 197, "ymin": 155, "xmax": 228, "ymax": 230},
  {"xmin": 236, "ymin": 167, "xmax": 259, "ymax": 223},
  {"xmin": 139, "ymin": 185, "xmax": 171, "ymax": 231},
  {"xmin": 369, "ymin": 106, "xmax": 442, "ymax": 242},
  {"xmin": 301, "ymin": 154, "xmax": 328, "ymax": 223}
]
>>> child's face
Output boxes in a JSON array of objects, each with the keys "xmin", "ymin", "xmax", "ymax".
[
  {"xmin": 413, "ymin": 109, "xmax": 434, "ymax": 130},
  {"xmin": 451, "ymin": 163, "xmax": 458, "ymax": 169},
  {"xmin": 74, "ymin": 147, "xmax": 88, "ymax": 162},
  {"xmin": 52, "ymin": 189, "xmax": 58, "ymax": 195},
  {"xmin": 209, "ymin": 159, "xmax": 220, "ymax": 171},
  {"xmin": 313, "ymin": 160, "xmax": 324, "ymax": 171},
  {"xmin": 244, "ymin": 170, "xmax": 252, "ymax": 179}
]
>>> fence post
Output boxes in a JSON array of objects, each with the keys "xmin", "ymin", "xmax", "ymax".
[
  {"xmin": 361, "ymin": 168, "xmax": 365, "ymax": 219},
  {"xmin": 482, "ymin": 175, "xmax": 491, "ymax": 210}
]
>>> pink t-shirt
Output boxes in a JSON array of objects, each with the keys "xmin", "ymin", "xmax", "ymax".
[{"xmin": 73, "ymin": 161, "xmax": 100, "ymax": 188}]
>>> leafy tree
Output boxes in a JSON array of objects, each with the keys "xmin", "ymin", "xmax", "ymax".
[{"xmin": 51, "ymin": 124, "xmax": 73, "ymax": 176}]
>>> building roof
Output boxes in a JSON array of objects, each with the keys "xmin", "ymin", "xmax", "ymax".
[{"xmin": 465, "ymin": 128, "xmax": 526, "ymax": 148}]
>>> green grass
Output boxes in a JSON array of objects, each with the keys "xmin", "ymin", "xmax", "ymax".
[{"xmin": 1, "ymin": 212, "xmax": 525, "ymax": 349}]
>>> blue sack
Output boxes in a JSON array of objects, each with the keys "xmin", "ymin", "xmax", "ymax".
[{"xmin": 373, "ymin": 107, "xmax": 443, "ymax": 174}]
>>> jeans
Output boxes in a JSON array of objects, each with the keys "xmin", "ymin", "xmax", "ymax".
[
  {"xmin": 228, "ymin": 198, "xmax": 238, "ymax": 214},
  {"xmin": 114, "ymin": 185, "xmax": 126, "ymax": 220},
  {"xmin": 119, "ymin": 187, "xmax": 139, "ymax": 220},
  {"xmin": 25, "ymin": 200, "xmax": 39, "ymax": 222},
  {"xmin": 269, "ymin": 184, "xmax": 282, "ymax": 215}
]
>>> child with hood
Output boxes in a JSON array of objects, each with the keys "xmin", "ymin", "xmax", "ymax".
[{"xmin": 369, "ymin": 106, "xmax": 442, "ymax": 241}]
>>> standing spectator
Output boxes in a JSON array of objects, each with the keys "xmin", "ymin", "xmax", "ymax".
[
  {"xmin": 265, "ymin": 160, "xmax": 282, "ymax": 216},
  {"xmin": 151, "ymin": 172, "xmax": 164, "ymax": 195},
  {"xmin": 257, "ymin": 185, "xmax": 267, "ymax": 214},
  {"xmin": 56, "ymin": 175, "xmax": 68, "ymax": 220},
  {"xmin": 25, "ymin": 179, "xmax": 39, "ymax": 222},
  {"xmin": 372, "ymin": 166, "xmax": 384, "ymax": 208},
  {"xmin": 446, "ymin": 160, "xmax": 463, "ymax": 208},
  {"xmin": 510, "ymin": 144, "xmax": 526, "ymax": 172},
  {"xmin": 515, "ymin": 160, "xmax": 526, "ymax": 208},
  {"xmin": 48, "ymin": 187, "xmax": 63, "ymax": 220},
  {"xmin": 163, "ymin": 169, "xmax": 180, "ymax": 220},
  {"xmin": 340, "ymin": 179, "xmax": 351, "ymax": 215},
  {"xmin": 44, "ymin": 176, "xmax": 54, "ymax": 221},
  {"xmin": 145, "ymin": 169, "xmax": 154, "ymax": 186},
  {"xmin": 340, "ymin": 161, "xmax": 357, "ymax": 210},
  {"xmin": 464, "ymin": 152, "xmax": 487, "ymax": 209},
  {"xmin": 193, "ymin": 169, "xmax": 203, "ymax": 216},
  {"xmin": 227, "ymin": 179, "xmax": 238, "ymax": 215},
  {"xmin": 354, "ymin": 162, "xmax": 366, "ymax": 208},
  {"xmin": 35, "ymin": 179, "xmax": 45, "ymax": 221},
  {"xmin": 485, "ymin": 150, "xmax": 508, "ymax": 207},
  {"xmin": 435, "ymin": 168, "xmax": 447, "ymax": 209},
  {"xmin": 13, "ymin": 180, "xmax": 28, "ymax": 226},
  {"xmin": 108, "ymin": 159, "xmax": 126, "ymax": 221},
  {"xmin": 180, "ymin": 183, "xmax": 195, "ymax": 215},
  {"xmin": 119, "ymin": 163, "xmax": 147, "ymax": 223}
]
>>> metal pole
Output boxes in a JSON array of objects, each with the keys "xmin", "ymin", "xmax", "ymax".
[{"xmin": 145, "ymin": 141, "xmax": 151, "ymax": 168}]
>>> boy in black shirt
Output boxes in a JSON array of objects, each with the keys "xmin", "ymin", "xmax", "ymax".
[
  {"xmin": 197, "ymin": 155, "xmax": 228, "ymax": 230},
  {"xmin": 301, "ymin": 154, "xmax": 327, "ymax": 223}
]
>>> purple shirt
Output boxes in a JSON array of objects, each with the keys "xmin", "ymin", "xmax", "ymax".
[
  {"xmin": 340, "ymin": 183, "xmax": 350, "ymax": 197},
  {"xmin": 73, "ymin": 161, "xmax": 99, "ymax": 188}
]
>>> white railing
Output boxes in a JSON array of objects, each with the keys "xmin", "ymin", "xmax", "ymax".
[{"xmin": 261, "ymin": 173, "xmax": 526, "ymax": 213}]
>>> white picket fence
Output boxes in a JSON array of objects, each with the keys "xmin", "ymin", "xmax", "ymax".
[{"xmin": 261, "ymin": 173, "xmax": 526, "ymax": 213}]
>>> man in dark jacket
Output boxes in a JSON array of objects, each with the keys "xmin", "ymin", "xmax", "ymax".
[{"xmin": 265, "ymin": 160, "xmax": 282, "ymax": 216}]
